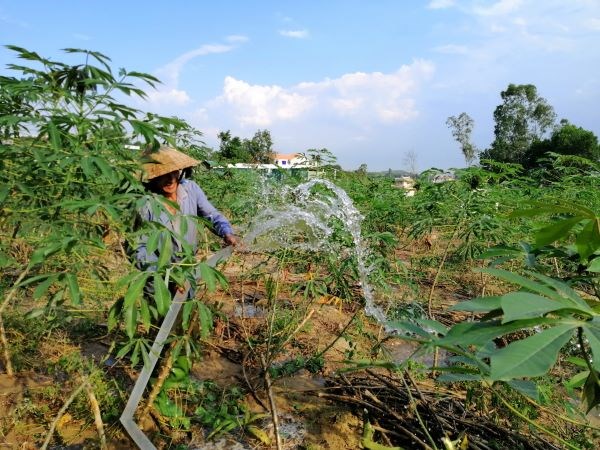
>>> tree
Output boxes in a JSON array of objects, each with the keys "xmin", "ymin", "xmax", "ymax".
[
  {"xmin": 446, "ymin": 112, "xmax": 477, "ymax": 166},
  {"xmin": 356, "ymin": 163, "xmax": 368, "ymax": 175},
  {"xmin": 402, "ymin": 150, "xmax": 418, "ymax": 177},
  {"xmin": 217, "ymin": 130, "xmax": 247, "ymax": 161},
  {"xmin": 481, "ymin": 84, "xmax": 556, "ymax": 164},
  {"xmin": 524, "ymin": 120, "xmax": 600, "ymax": 168},
  {"xmin": 306, "ymin": 148, "xmax": 337, "ymax": 167},
  {"xmin": 245, "ymin": 129, "xmax": 274, "ymax": 163}
]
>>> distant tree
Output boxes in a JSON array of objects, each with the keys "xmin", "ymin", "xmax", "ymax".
[
  {"xmin": 217, "ymin": 130, "xmax": 247, "ymax": 161},
  {"xmin": 524, "ymin": 120, "xmax": 600, "ymax": 168},
  {"xmin": 481, "ymin": 83, "xmax": 556, "ymax": 164},
  {"xmin": 402, "ymin": 150, "xmax": 418, "ymax": 176},
  {"xmin": 244, "ymin": 129, "xmax": 274, "ymax": 163},
  {"xmin": 446, "ymin": 112, "xmax": 477, "ymax": 166},
  {"xmin": 306, "ymin": 148, "xmax": 337, "ymax": 166},
  {"xmin": 356, "ymin": 163, "xmax": 368, "ymax": 175}
]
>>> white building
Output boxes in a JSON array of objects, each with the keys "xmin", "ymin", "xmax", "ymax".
[{"xmin": 274, "ymin": 153, "xmax": 317, "ymax": 169}]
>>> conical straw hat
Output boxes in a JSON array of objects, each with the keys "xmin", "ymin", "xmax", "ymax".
[{"xmin": 141, "ymin": 146, "xmax": 200, "ymax": 180}]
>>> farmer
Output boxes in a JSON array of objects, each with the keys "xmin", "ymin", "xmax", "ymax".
[{"xmin": 136, "ymin": 146, "xmax": 237, "ymax": 286}]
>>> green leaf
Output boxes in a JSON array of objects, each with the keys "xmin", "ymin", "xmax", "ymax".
[
  {"xmin": 146, "ymin": 230, "xmax": 160, "ymax": 256},
  {"xmin": 198, "ymin": 303, "xmax": 213, "ymax": 339},
  {"xmin": 583, "ymin": 318, "xmax": 600, "ymax": 371},
  {"xmin": 479, "ymin": 246, "xmax": 523, "ymax": 259},
  {"xmin": 182, "ymin": 301, "xmax": 194, "ymax": 330},
  {"xmin": 527, "ymin": 272, "xmax": 593, "ymax": 312},
  {"xmin": 198, "ymin": 263, "xmax": 216, "ymax": 292},
  {"xmin": 510, "ymin": 201, "xmax": 596, "ymax": 219},
  {"xmin": 107, "ymin": 298, "xmax": 123, "ymax": 331},
  {"xmin": 576, "ymin": 218, "xmax": 600, "ymax": 262},
  {"xmin": 500, "ymin": 292, "xmax": 573, "ymax": 323},
  {"xmin": 413, "ymin": 318, "xmax": 448, "ymax": 336},
  {"xmin": 47, "ymin": 122, "xmax": 62, "ymax": 151},
  {"xmin": 33, "ymin": 274, "xmax": 57, "ymax": 300},
  {"xmin": 157, "ymin": 232, "xmax": 173, "ymax": 269},
  {"xmin": 479, "ymin": 268, "xmax": 563, "ymax": 301},
  {"xmin": 65, "ymin": 273, "xmax": 81, "ymax": 305},
  {"xmin": 139, "ymin": 297, "xmax": 151, "ymax": 329},
  {"xmin": 564, "ymin": 370, "xmax": 589, "ymax": 390},
  {"xmin": 506, "ymin": 380, "xmax": 540, "ymax": 401},
  {"xmin": 587, "ymin": 257, "xmax": 600, "ymax": 272},
  {"xmin": 437, "ymin": 373, "xmax": 485, "ymax": 382},
  {"xmin": 124, "ymin": 304, "xmax": 138, "ymax": 339},
  {"xmin": 450, "ymin": 296, "xmax": 502, "ymax": 313},
  {"xmin": 116, "ymin": 340, "xmax": 134, "ymax": 359},
  {"xmin": 153, "ymin": 273, "xmax": 171, "ymax": 316},
  {"xmin": 386, "ymin": 321, "xmax": 438, "ymax": 339},
  {"xmin": 123, "ymin": 272, "xmax": 148, "ymax": 308},
  {"xmin": 490, "ymin": 324, "xmax": 575, "ymax": 380},
  {"xmin": 535, "ymin": 216, "xmax": 582, "ymax": 247},
  {"xmin": 25, "ymin": 308, "xmax": 46, "ymax": 319},
  {"xmin": 441, "ymin": 318, "xmax": 559, "ymax": 348},
  {"xmin": 0, "ymin": 185, "xmax": 9, "ymax": 204},
  {"xmin": 582, "ymin": 370, "xmax": 600, "ymax": 413}
]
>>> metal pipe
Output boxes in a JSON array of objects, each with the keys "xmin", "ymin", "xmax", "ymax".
[{"xmin": 120, "ymin": 246, "xmax": 234, "ymax": 449}]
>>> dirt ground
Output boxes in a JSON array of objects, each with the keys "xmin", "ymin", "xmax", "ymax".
[{"xmin": 1, "ymin": 245, "xmax": 598, "ymax": 449}]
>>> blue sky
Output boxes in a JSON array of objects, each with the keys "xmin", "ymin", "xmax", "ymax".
[{"xmin": 1, "ymin": 1, "xmax": 599, "ymax": 171}]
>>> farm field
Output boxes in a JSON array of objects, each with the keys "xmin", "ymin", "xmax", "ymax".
[{"xmin": 1, "ymin": 47, "xmax": 599, "ymax": 449}]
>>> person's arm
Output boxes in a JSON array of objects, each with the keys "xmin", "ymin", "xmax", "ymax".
[{"xmin": 189, "ymin": 181, "xmax": 238, "ymax": 245}]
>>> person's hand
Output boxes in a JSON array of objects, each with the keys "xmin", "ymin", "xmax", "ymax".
[{"xmin": 224, "ymin": 233, "xmax": 239, "ymax": 247}]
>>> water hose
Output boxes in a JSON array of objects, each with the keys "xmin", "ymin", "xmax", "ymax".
[{"xmin": 120, "ymin": 246, "xmax": 234, "ymax": 449}]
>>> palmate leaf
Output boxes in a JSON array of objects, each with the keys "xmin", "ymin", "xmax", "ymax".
[
  {"xmin": 490, "ymin": 324, "xmax": 576, "ymax": 380},
  {"xmin": 583, "ymin": 317, "xmax": 600, "ymax": 372},
  {"xmin": 153, "ymin": 272, "xmax": 171, "ymax": 316},
  {"xmin": 500, "ymin": 292, "xmax": 577, "ymax": 323},
  {"xmin": 441, "ymin": 317, "xmax": 560, "ymax": 348},
  {"xmin": 510, "ymin": 201, "xmax": 596, "ymax": 219},
  {"xmin": 506, "ymin": 379, "xmax": 540, "ymax": 402},
  {"xmin": 575, "ymin": 218, "xmax": 600, "ymax": 262},
  {"xmin": 535, "ymin": 216, "xmax": 582, "ymax": 246},
  {"xmin": 588, "ymin": 257, "xmax": 600, "ymax": 272},
  {"xmin": 450, "ymin": 296, "xmax": 502, "ymax": 313},
  {"xmin": 479, "ymin": 268, "xmax": 565, "ymax": 302},
  {"xmin": 65, "ymin": 273, "xmax": 81, "ymax": 305},
  {"xmin": 527, "ymin": 271, "xmax": 593, "ymax": 312},
  {"xmin": 582, "ymin": 371, "xmax": 600, "ymax": 413},
  {"xmin": 123, "ymin": 272, "xmax": 148, "ymax": 308},
  {"xmin": 198, "ymin": 262, "xmax": 217, "ymax": 292}
]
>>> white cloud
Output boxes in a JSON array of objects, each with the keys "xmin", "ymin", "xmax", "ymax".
[
  {"xmin": 473, "ymin": 0, "xmax": 523, "ymax": 17},
  {"xmin": 433, "ymin": 44, "xmax": 469, "ymax": 54},
  {"xmin": 146, "ymin": 88, "xmax": 190, "ymax": 106},
  {"xmin": 156, "ymin": 44, "xmax": 234, "ymax": 87},
  {"xmin": 428, "ymin": 0, "xmax": 455, "ymax": 9},
  {"xmin": 145, "ymin": 41, "xmax": 242, "ymax": 106},
  {"xmin": 584, "ymin": 17, "xmax": 600, "ymax": 31},
  {"xmin": 216, "ymin": 77, "xmax": 315, "ymax": 126},
  {"xmin": 210, "ymin": 59, "xmax": 434, "ymax": 127},
  {"xmin": 226, "ymin": 35, "xmax": 249, "ymax": 43},
  {"xmin": 279, "ymin": 29, "xmax": 310, "ymax": 39}
]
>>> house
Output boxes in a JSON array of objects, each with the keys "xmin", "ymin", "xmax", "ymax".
[
  {"xmin": 394, "ymin": 176, "xmax": 416, "ymax": 197},
  {"xmin": 274, "ymin": 153, "xmax": 317, "ymax": 169}
]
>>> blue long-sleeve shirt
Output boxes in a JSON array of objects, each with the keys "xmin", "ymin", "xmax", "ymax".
[{"xmin": 135, "ymin": 179, "xmax": 233, "ymax": 269}]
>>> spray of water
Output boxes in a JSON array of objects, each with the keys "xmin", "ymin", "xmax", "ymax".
[{"xmin": 243, "ymin": 178, "xmax": 388, "ymax": 325}]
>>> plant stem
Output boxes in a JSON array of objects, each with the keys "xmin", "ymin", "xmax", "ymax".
[
  {"xmin": 41, "ymin": 381, "xmax": 86, "ymax": 449},
  {"xmin": 491, "ymin": 385, "xmax": 580, "ymax": 450},
  {"xmin": 261, "ymin": 354, "xmax": 282, "ymax": 450}
]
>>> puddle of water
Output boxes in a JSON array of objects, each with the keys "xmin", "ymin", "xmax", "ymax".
[{"xmin": 234, "ymin": 303, "xmax": 267, "ymax": 319}]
